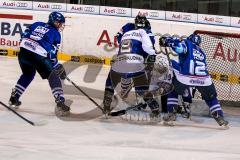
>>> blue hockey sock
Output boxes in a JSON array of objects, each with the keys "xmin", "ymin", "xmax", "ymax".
[
  {"xmin": 167, "ymin": 91, "xmax": 178, "ymax": 113},
  {"xmin": 14, "ymin": 73, "xmax": 35, "ymax": 99},
  {"xmin": 48, "ymin": 72, "xmax": 64, "ymax": 101},
  {"xmin": 205, "ymin": 98, "xmax": 223, "ymax": 117}
]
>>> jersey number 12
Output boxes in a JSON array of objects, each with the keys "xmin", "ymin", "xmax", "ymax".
[{"xmin": 189, "ymin": 60, "xmax": 206, "ymax": 76}]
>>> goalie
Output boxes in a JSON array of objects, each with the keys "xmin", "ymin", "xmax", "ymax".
[{"xmin": 159, "ymin": 33, "xmax": 229, "ymax": 127}]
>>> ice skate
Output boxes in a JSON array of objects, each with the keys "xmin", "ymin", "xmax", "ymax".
[
  {"xmin": 55, "ymin": 96, "xmax": 70, "ymax": 117},
  {"xmin": 163, "ymin": 113, "xmax": 177, "ymax": 126},
  {"xmin": 178, "ymin": 103, "xmax": 191, "ymax": 119},
  {"xmin": 148, "ymin": 99, "xmax": 161, "ymax": 122},
  {"xmin": 212, "ymin": 111, "xmax": 229, "ymax": 128},
  {"xmin": 103, "ymin": 88, "xmax": 114, "ymax": 115},
  {"xmin": 8, "ymin": 88, "xmax": 21, "ymax": 109}
]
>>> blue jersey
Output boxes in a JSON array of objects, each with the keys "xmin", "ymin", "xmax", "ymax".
[
  {"xmin": 20, "ymin": 22, "xmax": 61, "ymax": 58},
  {"xmin": 166, "ymin": 38, "xmax": 212, "ymax": 86}
]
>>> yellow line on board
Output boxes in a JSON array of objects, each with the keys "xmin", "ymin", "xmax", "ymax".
[{"xmin": 0, "ymin": 48, "xmax": 239, "ymax": 84}]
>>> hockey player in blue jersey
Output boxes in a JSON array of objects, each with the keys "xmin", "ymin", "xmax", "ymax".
[
  {"xmin": 103, "ymin": 15, "xmax": 160, "ymax": 119},
  {"xmin": 8, "ymin": 12, "xmax": 69, "ymax": 116},
  {"xmin": 159, "ymin": 33, "xmax": 228, "ymax": 126}
]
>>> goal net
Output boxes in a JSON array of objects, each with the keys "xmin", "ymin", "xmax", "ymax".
[{"xmin": 194, "ymin": 30, "xmax": 240, "ymax": 106}]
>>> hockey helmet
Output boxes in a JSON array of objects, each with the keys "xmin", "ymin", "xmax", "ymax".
[
  {"xmin": 134, "ymin": 15, "xmax": 148, "ymax": 29},
  {"xmin": 48, "ymin": 12, "xmax": 65, "ymax": 31},
  {"xmin": 188, "ymin": 34, "xmax": 201, "ymax": 46}
]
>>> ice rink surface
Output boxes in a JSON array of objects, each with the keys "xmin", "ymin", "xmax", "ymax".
[{"xmin": 0, "ymin": 57, "xmax": 240, "ymax": 160}]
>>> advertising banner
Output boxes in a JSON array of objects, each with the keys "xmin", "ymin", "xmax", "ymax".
[
  {"xmin": 33, "ymin": 1, "xmax": 67, "ymax": 12},
  {"xmin": 198, "ymin": 14, "xmax": 230, "ymax": 26},
  {"xmin": 100, "ymin": 6, "xmax": 131, "ymax": 17},
  {"xmin": 132, "ymin": 9, "xmax": 165, "ymax": 20},
  {"xmin": 0, "ymin": 0, "xmax": 32, "ymax": 10},
  {"xmin": 67, "ymin": 4, "xmax": 99, "ymax": 15},
  {"xmin": 166, "ymin": 11, "xmax": 197, "ymax": 23},
  {"xmin": 0, "ymin": 8, "xmax": 239, "ymax": 57},
  {"xmin": 230, "ymin": 17, "xmax": 240, "ymax": 28}
]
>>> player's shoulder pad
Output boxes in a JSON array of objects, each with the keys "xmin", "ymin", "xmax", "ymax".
[{"xmin": 138, "ymin": 28, "xmax": 148, "ymax": 36}]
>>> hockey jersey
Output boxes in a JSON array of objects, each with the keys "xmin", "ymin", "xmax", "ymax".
[
  {"xmin": 111, "ymin": 28, "xmax": 156, "ymax": 75},
  {"xmin": 20, "ymin": 22, "xmax": 61, "ymax": 58},
  {"xmin": 166, "ymin": 38, "xmax": 212, "ymax": 86},
  {"xmin": 119, "ymin": 28, "xmax": 156, "ymax": 57},
  {"xmin": 117, "ymin": 23, "xmax": 155, "ymax": 50}
]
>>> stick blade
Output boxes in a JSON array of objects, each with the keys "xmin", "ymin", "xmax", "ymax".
[
  {"xmin": 109, "ymin": 110, "xmax": 126, "ymax": 116},
  {"xmin": 33, "ymin": 120, "xmax": 48, "ymax": 126}
]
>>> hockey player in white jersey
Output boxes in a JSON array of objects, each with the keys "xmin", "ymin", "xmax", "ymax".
[
  {"xmin": 159, "ymin": 33, "xmax": 229, "ymax": 126},
  {"xmin": 103, "ymin": 15, "xmax": 160, "ymax": 119}
]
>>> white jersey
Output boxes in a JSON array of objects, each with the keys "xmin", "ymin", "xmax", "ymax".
[{"xmin": 112, "ymin": 28, "xmax": 156, "ymax": 74}]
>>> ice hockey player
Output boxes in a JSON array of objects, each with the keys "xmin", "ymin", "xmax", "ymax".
[
  {"xmin": 103, "ymin": 15, "xmax": 161, "ymax": 120},
  {"xmin": 8, "ymin": 12, "xmax": 70, "ymax": 116},
  {"xmin": 159, "ymin": 33, "xmax": 229, "ymax": 126}
]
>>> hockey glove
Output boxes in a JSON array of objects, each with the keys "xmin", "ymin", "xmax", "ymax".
[
  {"xmin": 145, "ymin": 55, "xmax": 156, "ymax": 63},
  {"xmin": 48, "ymin": 49, "xmax": 58, "ymax": 65},
  {"xmin": 54, "ymin": 64, "xmax": 66, "ymax": 80},
  {"xmin": 159, "ymin": 36, "xmax": 168, "ymax": 47},
  {"xmin": 145, "ymin": 55, "xmax": 156, "ymax": 73}
]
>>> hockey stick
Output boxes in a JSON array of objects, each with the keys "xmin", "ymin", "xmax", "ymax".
[
  {"xmin": 109, "ymin": 102, "xmax": 147, "ymax": 116},
  {"xmin": 0, "ymin": 101, "xmax": 35, "ymax": 126},
  {"xmin": 65, "ymin": 77, "xmax": 104, "ymax": 113}
]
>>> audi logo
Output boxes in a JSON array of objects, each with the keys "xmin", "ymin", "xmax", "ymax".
[
  {"xmin": 149, "ymin": 12, "xmax": 159, "ymax": 17},
  {"xmin": 16, "ymin": 2, "xmax": 28, "ymax": 8},
  {"xmin": 116, "ymin": 9, "xmax": 126, "ymax": 14},
  {"xmin": 84, "ymin": 7, "xmax": 95, "ymax": 12},
  {"xmin": 51, "ymin": 5, "xmax": 62, "ymax": 10}
]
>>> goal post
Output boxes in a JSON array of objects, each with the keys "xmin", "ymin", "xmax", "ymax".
[{"xmin": 194, "ymin": 30, "xmax": 240, "ymax": 107}]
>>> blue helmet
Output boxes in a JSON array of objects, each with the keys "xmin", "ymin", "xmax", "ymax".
[
  {"xmin": 188, "ymin": 34, "xmax": 201, "ymax": 45},
  {"xmin": 48, "ymin": 12, "xmax": 65, "ymax": 25}
]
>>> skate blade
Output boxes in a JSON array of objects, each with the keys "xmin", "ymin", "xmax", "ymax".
[
  {"xmin": 33, "ymin": 120, "xmax": 49, "ymax": 126},
  {"xmin": 8, "ymin": 104, "xmax": 19, "ymax": 109},
  {"xmin": 163, "ymin": 121, "xmax": 175, "ymax": 126},
  {"xmin": 150, "ymin": 116, "xmax": 161, "ymax": 123},
  {"xmin": 55, "ymin": 107, "xmax": 70, "ymax": 117},
  {"xmin": 219, "ymin": 124, "xmax": 230, "ymax": 130}
]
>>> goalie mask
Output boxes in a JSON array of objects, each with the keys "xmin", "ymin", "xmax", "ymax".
[{"xmin": 188, "ymin": 34, "xmax": 201, "ymax": 46}]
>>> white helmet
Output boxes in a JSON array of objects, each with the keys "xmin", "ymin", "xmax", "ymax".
[{"xmin": 154, "ymin": 54, "xmax": 169, "ymax": 74}]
